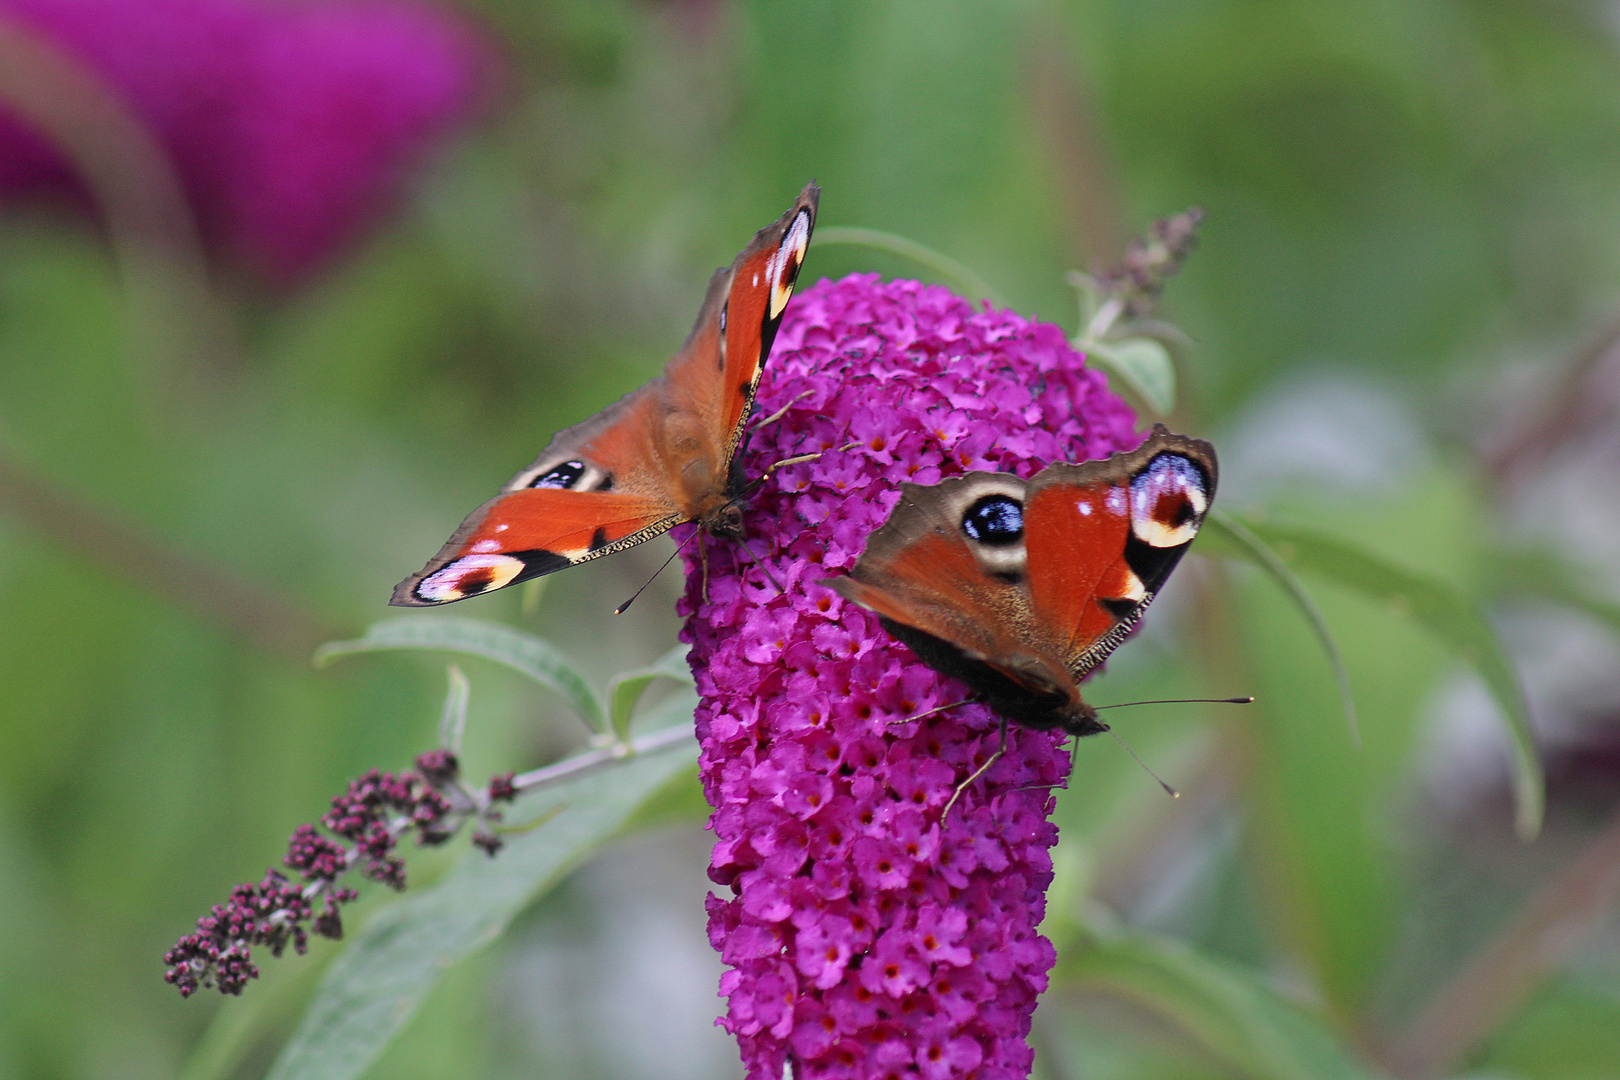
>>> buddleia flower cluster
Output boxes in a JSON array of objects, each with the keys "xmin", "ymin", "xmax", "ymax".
[{"xmin": 680, "ymin": 274, "xmax": 1141, "ymax": 1079}]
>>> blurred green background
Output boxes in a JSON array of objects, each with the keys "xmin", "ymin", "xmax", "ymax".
[{"xmin": 2, "ymin": 1, "xmax": 1620, "ymax": 1078}]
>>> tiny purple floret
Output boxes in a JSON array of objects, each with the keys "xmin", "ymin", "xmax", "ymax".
[{"xmin": 681, "ymin": 274, "xmax": 1140, "ymax": 1079}]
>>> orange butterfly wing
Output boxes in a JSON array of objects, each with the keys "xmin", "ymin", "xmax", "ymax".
[
  {"xmin": 391, "ymin": 184, "xmax": 819, "ymax": 607},
  {"xmin": 1024, "ymin": 427, "xmax": 1216, "ymax": 679}
]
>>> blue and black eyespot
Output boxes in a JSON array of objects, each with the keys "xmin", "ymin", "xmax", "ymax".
[
  {"xmin": 962, "ymin": 495, "xmax": 1024, "ymax": 545},
  {"xmin": 532, "ymin": 461, "xmax": 587, "ymax": 489}
]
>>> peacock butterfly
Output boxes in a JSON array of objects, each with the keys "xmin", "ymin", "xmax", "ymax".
[
  {"xmin": 831, "ymin": 425, "xmax": 1217, "ymax": 735},
  {"xmin": 393, "ymin": 183, "xmax": 819, "ymax": 606}
]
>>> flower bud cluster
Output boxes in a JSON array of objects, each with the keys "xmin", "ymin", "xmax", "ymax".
[
  {"xmin": 165, "ymin": 749, "xmax": 514, "ymax": 997},
  {"xmin": 1096, "ymin": 208, "xmax": 1204, "ymax": 318}
]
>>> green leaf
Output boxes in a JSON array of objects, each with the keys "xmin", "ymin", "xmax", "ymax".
[
  {"xmin": 1057, "ymin": 929, "xmax": 1377, "ymax": 1080},
  {"xmin": 1090, "ymin": 337, "xmax": 1177, "ymax": 417},
  {"xmin": 1227, "ymin": 515, "xmax": 1544, "ymax": 839},
  {"xmin": 1202, "ymin": 510, "xmax": 1360, "ymax": 743},
  {"xmin": 437, "ymin": 665, "xmax": 469, "ymax": 755},
  {"xmin": 1490, "ymin": 547, "xmax": 1620, "ymax": 638},
  {"xmin": 263, "ymin": 694, "xmax": 698, "ymax": 1080},
  {"xmin": 314, "ymin": 617, "xmax": 607, "ymax": 735},
  {"xmin": 606, "ymin": 644, "xmax": 693, "ymax": 743}
]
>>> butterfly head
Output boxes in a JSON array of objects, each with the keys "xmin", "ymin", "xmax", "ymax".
[{"xmin": 707, "ymin": 500, "xmax": 746, "ymax": 539}]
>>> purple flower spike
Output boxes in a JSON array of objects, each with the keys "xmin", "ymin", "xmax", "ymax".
[
  {"xmin": 0, "ymin": 0, "xmax": 493, "ymax": 282},
  {"xmin": 682, "ymin": 274, "xmax": 1141, "ymax": 1079}
]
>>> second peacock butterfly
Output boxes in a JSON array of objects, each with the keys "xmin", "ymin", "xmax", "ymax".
[
  {"xmin": 393, "ymin": 183, "xmax": 819, "ymax": 606},
  {"xmin": 831, "ymin": 425, "xmax": 1217, "ymax": 735}
]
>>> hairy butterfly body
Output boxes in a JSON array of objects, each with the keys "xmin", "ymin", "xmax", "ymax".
[
  {"xmin": 831, "ymin": 425, "xmax": 1216, "ymax": 734},
  {"xmin": 394, "ymin": 183, "xmax": 819, "ymax": 606}
]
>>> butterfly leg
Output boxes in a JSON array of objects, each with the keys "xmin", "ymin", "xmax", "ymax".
[
  {"xmin": 941, "ymin": 713, "xmax": 1008, "ymax": 821},
  {"xmin": 698, "ymin": 533, "xmax": 711, "ymax": 604},
  {"xmin": 887, "ymin": 699, "xmax": 974, "ymax": 727},
  {"xmin": 734, "ymin": 535, "xmax": 785, "ymax": 594}
]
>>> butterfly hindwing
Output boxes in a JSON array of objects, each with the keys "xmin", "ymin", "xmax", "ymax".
[
  {"xmin": 391, "ymin": 386, "xmax": 682, "ymax": 606},
  {"xmin": 392, "ymin": 488, "xmax": 682, "ymax": 605},
  {"xmin": 834, "ymin": 474, "xmax": 1026, "ymax": 661}
]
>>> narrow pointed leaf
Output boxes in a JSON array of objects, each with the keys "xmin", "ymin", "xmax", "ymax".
[
  {"xmin": 814, "ymin": 226, "xmax": 1006, "ymax": 306},
  {"xmin": 1203, "ymin": 510, "xmax": 1359, "ymax": 743},
  {"xmin": 1226, "ymin": 515, "xmax": 1543, "ymax": 839},
  {"xmin": 1057, "ymin": 930, "xmax": 1376, "ymax": 1080},
  {"xmin": 314, "ymin": 617, "xmax": 606, "ymax": 734},
  {"xmin": 264, "ymin": 695, "xmax": 697, "ymax": 1080},
  {"xmin": 1490, "ymin": 547, "xmax": 1620, "ymax": 638}
]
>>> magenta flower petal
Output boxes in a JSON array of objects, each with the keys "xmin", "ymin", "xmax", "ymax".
[
  {"xmin": 0, "ymin": 0, "xmax": 493, "ymax": 282},
  {"xmin": 682, "ymin": 274, "xmax": 1140, "ymax": 1078}
]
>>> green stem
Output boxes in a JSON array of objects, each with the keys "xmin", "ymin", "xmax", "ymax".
[{"xmin": 815, "ymin": 226, "xmax": 1007, "ymax": 307}]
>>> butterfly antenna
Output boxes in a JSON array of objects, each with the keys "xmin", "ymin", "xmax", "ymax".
[
  {"xmin": 615, "ymin": 529, "xmax": 702, "ymax": 615},
  {"xmin": 1101, "ymin": 726, "xmax": 1180, "ymax": 799},
  {"xmin": 1094, "ymin": 696, "xmax": 1254, "ymax": 709}
]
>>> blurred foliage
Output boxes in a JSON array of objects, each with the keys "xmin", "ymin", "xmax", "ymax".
[{"xmin": 2, "ymin": 1, "xmax": 1620, "ymax": 1079}]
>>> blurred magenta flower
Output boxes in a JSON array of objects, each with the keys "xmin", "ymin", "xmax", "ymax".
[
  {"xmin": 682, "ymin": 274, "xmax": 1140, "ymax": 1079},
  {"xmin": 0, "ymin": 0, "xmax": 492, "ymax": 282}
]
